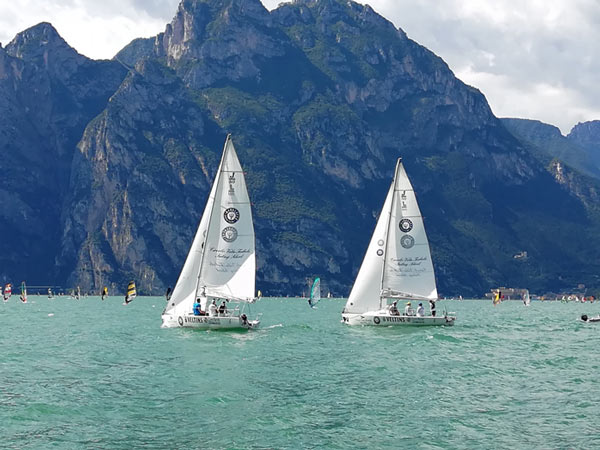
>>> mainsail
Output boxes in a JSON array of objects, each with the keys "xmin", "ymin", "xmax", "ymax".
[
  {"xmin": 344, "ymin": 158, "xmax": 437, "ymax": 315},
  {"xmin": 164, "ymin": 135, "xmax": 255, "ymax": 317}
]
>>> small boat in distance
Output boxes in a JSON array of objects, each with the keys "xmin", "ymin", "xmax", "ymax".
[
  {"xmin": 124, "ymin": 281, "xmax": 137, "ymax": 304},
  {"xmin": 581, "ymin": 314, "xmax": 600, "ymax": 322},
  {"xmin": 101, "ymin": 286, "xmax": 108, "ymax": 301},
  {"xmin": 48, "ymin": 288, "xmax": 54, "ymax": 299},
  {"xmin": 342, "ymin": 158, "xmax": 455, "ymax": 327},
  {"xmin": 161, "ymin": 135, "xmax": 260, "ymax": 330}
]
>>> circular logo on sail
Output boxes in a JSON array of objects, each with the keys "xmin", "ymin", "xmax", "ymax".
[
  {"xmin": 224, "ymin": 208, "xmax": 240, "ymax": 224},
  {"xmin": 221, "ymin": 226, "xmax": 238, "ymax": 243},
  {"xmin": 376, "ymin": 249, "xmax": 384, "ymax": 256},
  {"xmin": 399, "ymin": 219, "xmax": 413, "ymax": 233},
  {"xmin": 401, "ymin": 235, "xmax": 415, "ymax": 249},
  {"xmin": 377, "ymin": 239, "xmax": 384, "ymax": 246}
]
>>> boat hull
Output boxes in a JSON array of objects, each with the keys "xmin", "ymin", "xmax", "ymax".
[
  {"xmin": 161, "ymin": 313, "xmax": 259, "ymax": 330},
  {"xmin": 342, "ymin": 312, "xmax": 455, "ymax": 326}
]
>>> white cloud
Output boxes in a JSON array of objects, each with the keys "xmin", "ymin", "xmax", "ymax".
[{"xmin": 1, "ymin": 0, "xmax": 598, "ymax": 133}]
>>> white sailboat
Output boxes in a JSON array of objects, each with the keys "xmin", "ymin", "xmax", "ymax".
[
  {"xmin": 342, "ymin": 158, "xmax": 456, "ymax": 327},
  {"xmin": 161, "ymin": 135, "xmax": 260, "ymax": 330}
]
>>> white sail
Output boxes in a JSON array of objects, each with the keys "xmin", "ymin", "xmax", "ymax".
[
  {"xmin": 382, "ymin": 160, "xmax": 437, "ymax": 300},
  {"xmin": 344, "ymin": 158, "xmax": 437, "ymax": 316},
  {"xmin": 164, "ymin": 135, "xmax": 255, "ymax": 317},
  {"xmin": 343, "ymin": 180, "xmax": 394, "ymax": 314}
]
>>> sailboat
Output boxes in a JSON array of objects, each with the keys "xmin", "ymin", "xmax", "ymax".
[
  {"xmin": 124, "ymin": 281, "xmax": 137, "ymax": 304},
  {"xmin": 342, "ymin": 158, "xmax": 456, "ymax": 326},
  {"xmin": 161, "ymin": 135, "xmax": 260, "ymax": 330},
  {"xmin": 101, "ymin": 286, "xmax": 108, "ymax": 301},
  {"xmin": 47, "ymin": 288, "xmax": 54, "ymax": 299},
  {"xmin": 308, "ymin": 277, "xmax": 320, "ymax": 308}
]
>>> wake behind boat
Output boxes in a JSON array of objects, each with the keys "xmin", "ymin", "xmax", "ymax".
[
  {"xmin": 341, "ymin": 158, "xmax": 456, "ymax": 327},
  {"xmin": 161, "ymin": 135, "xmax": 260, "ymax": 330}
]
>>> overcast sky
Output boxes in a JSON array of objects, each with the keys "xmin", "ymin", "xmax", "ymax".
[{"xmin": 0, "ymin": 0, "xmax": 597, "ymax": 135}]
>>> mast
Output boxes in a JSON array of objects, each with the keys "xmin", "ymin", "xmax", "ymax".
[
  {"xmin": 192, "ymin": 134, "xmax": 232, "ymax": 302},
  {"xmin": 379, "ymin": 158, "xmax": 402, "ymax": 310}
]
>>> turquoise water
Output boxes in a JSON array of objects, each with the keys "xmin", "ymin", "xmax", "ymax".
[{"xmin": 2, "ymin": 297, "xmax": 600, "ymax": 449}]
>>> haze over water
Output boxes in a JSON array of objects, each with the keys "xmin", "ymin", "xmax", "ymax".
[{"xmin": 2, "ymin": 297, "xmax": 599, "ymax": 448}]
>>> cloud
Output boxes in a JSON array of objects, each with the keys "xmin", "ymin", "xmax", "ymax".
[{"xmin": 1, "ymin": 0, "xmax": 597, "ymax": 133}]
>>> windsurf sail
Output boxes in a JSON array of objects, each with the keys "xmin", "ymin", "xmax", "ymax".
[
  {"xmin": 493, "ymin": 290, "xmax": 501, "ymax": 306},
  {"xmin": 4, "ymin": 283, "xmax": 11, "ymax": 301},
  {"xmin": 309, "ymin": 277, "xmax": 321, "ymax": 308},
  {"xmin": 48, "ymin": 288, "xmax": 54, "ymax": 299},
  {"xmin": 20, "ymin": 281, "xmax": 27, "ymax": 303},
  {"xmin": 125, "ymin": 281, "xmax": 137, "ymax": 304}
]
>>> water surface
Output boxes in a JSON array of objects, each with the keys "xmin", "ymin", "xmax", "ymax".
[{"xmin": 2, "ymin": 297, "xmax": 599, "ymax": 448}]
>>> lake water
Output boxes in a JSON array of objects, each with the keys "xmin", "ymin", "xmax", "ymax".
[{"xmin": 2, "ymin": 297, "xmax": 599, "ymax": 449}]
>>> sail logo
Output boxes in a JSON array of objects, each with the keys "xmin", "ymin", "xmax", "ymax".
[
  {"xmin": 401, "ymin": 191, "xmax": 408, "ymax": 210},
  {"xmin": 228, "ymin": 173, "xmax": 236, "ymax": 195},
  {"xmin": 399, "ymin": 219, "xmax": 413, "ymax": 232},
  {"xmin": 400, "ymin": 235, "xmax": 415, "ymax": 249},
  {"xmin": 224, "ymin": 208, "xmax": 240, "ymax": 224},
  {"xmin": 221, "ymin": 226, "xmax": 238, "ymax": 242}
]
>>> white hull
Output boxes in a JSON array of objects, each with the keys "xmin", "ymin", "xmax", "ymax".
[
  {"xmin": 161, "ymin": 313, "xmax": 259, "ymax": 330},
  {"xmin": 342, "ymin": 311, "xmax": 455, "ymax": 327}
]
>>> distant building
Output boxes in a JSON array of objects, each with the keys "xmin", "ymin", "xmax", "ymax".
[{"xmin": 485, "ymin": 287, "xmax": 530, "ymax": 300}]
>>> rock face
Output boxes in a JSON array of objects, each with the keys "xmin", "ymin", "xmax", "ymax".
[
  {"xmin": 0, "ymin": 22, "xmax": 127, "ymax": 286},
  {"xmin": 3, "ymin": 0, "xmax": 600, "ymax": 296}
]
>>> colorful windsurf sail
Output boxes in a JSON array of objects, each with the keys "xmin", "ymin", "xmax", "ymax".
[
  {"xmin": 125, "ymin": 281, "xmax": 137, "ymax": 304},
  {"xmin": 20, "ymin": 281, "xmax": 27, "ymax": 303},
  {"xmin": 308, "ymin": 277, "xmax": 321, "ymax": 308}
]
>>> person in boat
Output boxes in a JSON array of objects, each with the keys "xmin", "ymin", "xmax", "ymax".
[
  {"xmin": 416, "ymin": 302, "xmax": 425, "ymax": 317},
  {"xmin": 218, "ymin": 300, "xmax": 227, "ymax": 316},
  {"xmin": 208, "ymin": 299, "xmax": 218, "ymax": 316},
  {"xmin": 404, "ymin": 302, "xmax": 414, "ymax": 316},
  {"xmin": 429, "ymin": 299, "xmax": 436, "ymax": 317},
  {"xmin": 193, "ymin": 299, "xmax": 204, "ymax": 316},
  {"xmin": 388, "ymin": 301, "xmax": 399, "ymax": 315}
]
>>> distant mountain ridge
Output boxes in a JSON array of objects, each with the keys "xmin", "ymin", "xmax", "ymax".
[{"xmin": 2, "ymin": 0, "xmax": 600, "ymax": 297}]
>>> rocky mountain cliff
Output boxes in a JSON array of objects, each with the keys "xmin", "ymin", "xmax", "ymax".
[{"xmin": 3, "ymin": 0, "xmax": 600, "ymax": 296}]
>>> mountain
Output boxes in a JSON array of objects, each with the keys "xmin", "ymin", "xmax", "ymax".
[
  {"xmin": 502, "ymin": 118, "xmax": 600, "ymax": 179},
  {"xmin": 2, "ymin": 0, "xmax": 600, "ymax": 297},
  {"xmin": 0, "ymin": 23, "xmax": 127, "ymax": 287}
]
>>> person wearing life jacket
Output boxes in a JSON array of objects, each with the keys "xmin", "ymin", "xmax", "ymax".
[{"xmin": 404, "ymin": 302, "xmax": 414, "ymax": 316}]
